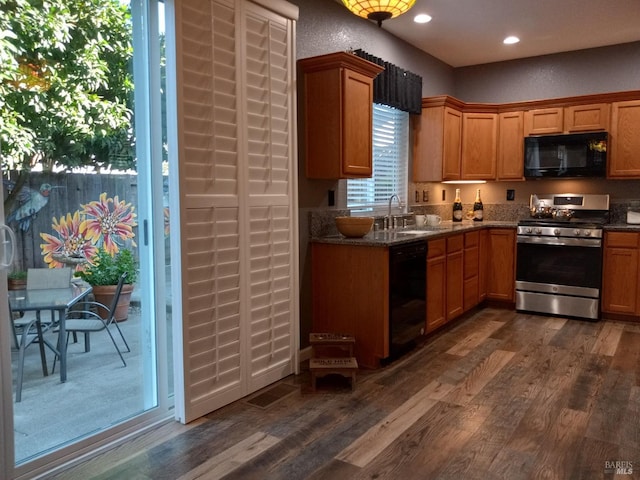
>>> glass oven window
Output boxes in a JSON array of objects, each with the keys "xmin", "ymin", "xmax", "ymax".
[{"xmin": 516, "ymin": 242, "xmax": 602, "ymax": 289}]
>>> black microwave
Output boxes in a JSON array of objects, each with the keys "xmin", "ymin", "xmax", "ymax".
[{"xmin": 524, "ymin": 132, "xmax": 607, "ymax": 178}]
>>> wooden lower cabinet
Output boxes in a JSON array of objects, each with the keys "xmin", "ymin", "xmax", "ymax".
[
  {"xmin": 486, "ymin": 228, "xmax": 516, "ymax": 302},
  {"xmin": 426, "ymin": 238, "xmax": 447, "ymax": 333},
  {"xmin": 602, "ymin": 232, "xmax": 640, "ymax": 315},
  {"xmin": 311, "ymin": 243, "xmax": 388, "ymax": 368}
]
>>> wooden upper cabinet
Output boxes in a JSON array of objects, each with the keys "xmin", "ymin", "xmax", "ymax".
[
  {"xmin": 609, "ymin": 100, "xmax": 640, "ymax": 178},
  {"xmin": 525, "ymin": 103, "xmax": 610, "ymax": 136},
  {"xmin": 497, "ymin": 111, "xmax": 524, "ymax": 180},
  {"xmin": 413, "ymin": 105, "xmax": 462, "ymax": 182},
  {"xmin": 564, "ymin": 103, "xmax": 610, "ymax": 132},
  {"xmin": 298, "ymin": 52, "xmax": 383, "ymax": 179},
  {"xmin": 524, "ymin": 107, "xmax": 563, "ymax": 136},
  {"xmin": 461, "ymin": 112, "xmax": 497, "ymax": 180}
]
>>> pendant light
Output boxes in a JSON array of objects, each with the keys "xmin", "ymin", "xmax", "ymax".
[{"xmin": 342, "ymin": 0, "xmax": 417, "ymax": 27}]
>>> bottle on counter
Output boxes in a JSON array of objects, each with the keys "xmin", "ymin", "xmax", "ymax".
[
  {"xmin": 453, "ymin": 188, "xmax": 463, "ymax": 222},
  {"xmin": 473, "ymin": 188, "xmax": 483, "ymax": 221}
]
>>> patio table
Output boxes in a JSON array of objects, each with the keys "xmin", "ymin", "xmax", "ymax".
[{"xmin": 9, "ymin": 283, "xmax": 93, "ymax": 383}]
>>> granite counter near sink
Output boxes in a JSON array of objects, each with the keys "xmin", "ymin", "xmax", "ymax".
[{"xmin": 311, "ymin": 221, "xmax": 518, "ymax": 247}]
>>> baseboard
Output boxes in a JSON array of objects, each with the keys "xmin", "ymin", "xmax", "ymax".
[{"xmin": 299, "ymin": 346, "xmax": 312, "ymax": 365}]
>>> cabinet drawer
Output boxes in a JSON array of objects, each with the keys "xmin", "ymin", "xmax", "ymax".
[
  {"xmin": 428, "ymin": 238, "xmax": 446, "ymax": 259},
  {"xmin": 447, "ymin": 234, "xmax": 464, "ymax": 253},
  {"xmin": 605, "ymin": 232, "xmax": 640, "ymax": 248}
]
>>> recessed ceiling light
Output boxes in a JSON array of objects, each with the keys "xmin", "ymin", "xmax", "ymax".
[
  {"xmin": 503, "ymin": 36, "xmax": 520, "ymax": 45},
  {"xmin": 414, "ymin": 13, "xmax": 432, "ymax": 24}
]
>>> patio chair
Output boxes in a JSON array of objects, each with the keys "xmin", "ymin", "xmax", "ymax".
[
  {"xmin": 9, "ymin": 302, "xmax": 57, "ymax": 402},
  {"xmin": 52, "ymin": 273, "xmax": 131, "ymax": 371},
  {"xmin": 27, "ymin": 267, "xmax": 72, "ymax": 290}
]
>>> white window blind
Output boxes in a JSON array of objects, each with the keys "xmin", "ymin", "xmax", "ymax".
[{"xmin": 347, "ymin": 104, "xmax": 408, "ymax": 212}]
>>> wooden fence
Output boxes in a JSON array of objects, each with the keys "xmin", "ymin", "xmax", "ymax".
[{"xmin": 3, "ymin": 171, "xmax": 138, "ymax": 272}]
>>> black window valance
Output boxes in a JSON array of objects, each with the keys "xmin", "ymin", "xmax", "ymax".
[{"xmin": 353, "ymin": 49, "xmax": 422, "ymax": 115}]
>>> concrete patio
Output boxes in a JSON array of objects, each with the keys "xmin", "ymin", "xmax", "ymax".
[{"xmin": 10, "ymin": 306, "xmax": 149, "ymax": 463}]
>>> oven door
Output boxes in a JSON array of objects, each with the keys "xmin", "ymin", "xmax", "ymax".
[
  {"xmin": 516, "ymin": 235, "xmax": 603, "ymax": 319},
  {"xmin": 516, "ymin": 237, "xmax": 602, "ymax": 291}
]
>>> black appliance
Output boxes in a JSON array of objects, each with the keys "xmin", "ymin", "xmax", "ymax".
[
  {"xmin": 524, "ymin": 132, "xmax": 607, "ymax": 178},
  {"xmin": 388, "ymin": 241, "xmax": 426, "ymax": 361},
  {"xmin": 516, "ymin": 193, "xmax": 609, "ymax": 320}
]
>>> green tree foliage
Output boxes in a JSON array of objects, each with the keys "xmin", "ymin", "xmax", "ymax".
[{"xmin": 0, "ymin": 0, "xmax": 134, "ymax": 174}]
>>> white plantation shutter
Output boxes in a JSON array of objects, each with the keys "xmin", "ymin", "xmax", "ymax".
[
  {"xmin": 347, "ymin": 104, "xmax": 409, "ymax": 211},
  {"xmin": 244, "ymin": 2, "xmax": 296, "ymax": 391},
  {"xmin": 174, "ymin": 0, "xmax": 298, "ymax": 423}
]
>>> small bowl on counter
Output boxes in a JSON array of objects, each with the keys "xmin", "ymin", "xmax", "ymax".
[{"xmin": 335, "ymin": 216, "xmax": 374, "ymax": 238}]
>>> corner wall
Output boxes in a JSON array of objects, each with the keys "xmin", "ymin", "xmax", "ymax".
[{"xmin": 291, "ymin": 0, "xmax": 455, "ymax": 348}]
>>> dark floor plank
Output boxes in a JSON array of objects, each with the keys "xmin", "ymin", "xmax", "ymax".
[
  {"xmin": 568, "ymin": 437, "xmax": 620, "ymax": 480},
  {"xmin": 584, "ymin": 369, "xmax": 635, "ymax": 446}
]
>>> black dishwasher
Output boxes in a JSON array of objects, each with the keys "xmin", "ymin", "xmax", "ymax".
[{"xmin": 388, "ymin": 241, "xmax": 427, "ymax": 361}]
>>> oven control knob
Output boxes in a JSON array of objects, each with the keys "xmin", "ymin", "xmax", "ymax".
[
  {"xmin": 574, "ymin": 229, "xmax": 582, "ymax": 236},
  {"xmin": 535, "ymin": 228, "xmax": 542, "ymax": 235},
  {"xmin": 583, "ymin": 230, "xmax": 591, "ymax": 236},
  {"xmin": 553, "ymin": 228, "xmax": 561, "ymax": 236},
  {"xmin": 526, "ymin": 227, "xmax": 533, "ymax": 234}
]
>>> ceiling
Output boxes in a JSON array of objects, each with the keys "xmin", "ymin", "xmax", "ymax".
[{"xmin": 374, "ymin": 0, "xmax": 640, "ymax": 67}]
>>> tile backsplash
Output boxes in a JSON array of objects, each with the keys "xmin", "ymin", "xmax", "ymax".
[{"xmin": 308, "ymin": 201, "xmax": 638, "ymax": 237}]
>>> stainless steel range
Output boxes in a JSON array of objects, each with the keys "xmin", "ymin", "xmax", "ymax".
[{"xmin": 516, "ymin": 193, "xmax": 610, "ymax": 320}]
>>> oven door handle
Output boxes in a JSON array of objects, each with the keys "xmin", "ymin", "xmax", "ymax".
[{"xmin": 516, "ymin": 236, "xmax": 602, "ymax": 247}]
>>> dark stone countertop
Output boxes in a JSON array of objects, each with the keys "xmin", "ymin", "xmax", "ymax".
[
  {"xmin": 310, "ymin": 221, "xmax": 517, "ymax": 247},
  {"xmin": 311, "ymin": 221, "xmax": 640, "ymax": 248},
  {"xmin": 604, "ymin": 223, "xmax": 640, "ymax": 231}
]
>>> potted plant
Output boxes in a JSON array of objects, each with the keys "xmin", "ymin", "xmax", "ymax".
[
  {"xmin": 8, "ymin": 270, "xmax": 28, "ymax": 290},
  {"xmin": 75, "ymin": 248, "xmax": 138, "ymax": 321}
]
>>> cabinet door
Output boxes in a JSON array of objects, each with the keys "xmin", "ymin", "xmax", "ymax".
[
  {"xmin": 602, "ymin": 247, "xmax": 639, "ymax": 314},
  {"xmin": 478, "ymin": 229, "xmax": 489, "ymax": 302},
  {"xmin": 602, "ymin": 232, "xmax": 640, "ymax": 314},
  {"xmin": 463, "ymin": 231, "xmax": 480, "ymax": 311},
  {"xmin": 486, "ymin": 229, "xmax": 516, "ymax": 302},
  {"xmin": 497, "ymin": 111, "xmax": 524, "ymax": 180},
  {"xmin": 413, "ymin": 106, "xmax": 444, "ymax": 182},
  {"xmin": 461, "ymin": 112, "xmax": 497, "ymax": 180},
  {"xmin": 426, "ymin": 254, "xmax": 447, "ymax": 333},
  {"xmin": 446, "ymin": 235, "xmax": 464, "ymax": 320},
  {"xmin": 609, "ymin": 100, "xmax": 640, "ymax": 178},
  {"xmin": 442, "ymin": 107, "xmax": 463, "ymax": 181},
  {"xmin": 564, "ymin": 103, "xmax": 610, "ymax": 132},
  {"xmin": 342, "ymin": 68, "xmax": 375, "ymax": 177},
  {"xmin": 524, "ymin": 107, "xmax": 563, "ymax": 136}
]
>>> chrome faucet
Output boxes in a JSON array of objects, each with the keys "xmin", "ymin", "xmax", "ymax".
[{"xmin": 386, "ymin": 194, "xmax": 402, "ymax": 229}]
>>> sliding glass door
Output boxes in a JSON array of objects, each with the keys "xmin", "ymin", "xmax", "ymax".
[{"xmin": 0, "ymin": 1, "xmax": 174, "ymax": 477}]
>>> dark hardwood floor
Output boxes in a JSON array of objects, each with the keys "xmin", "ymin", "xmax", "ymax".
[{"xmin": 54, "ymin": 308, "xmax": 640, "ymax": 479}]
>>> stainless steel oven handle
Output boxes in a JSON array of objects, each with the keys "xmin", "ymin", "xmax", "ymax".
[{"xmin": 516, "ymin": 236, "xmax": 602, "ymax": 247}]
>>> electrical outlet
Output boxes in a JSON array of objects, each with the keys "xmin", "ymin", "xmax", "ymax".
[
  {"xmin": 422, "ymin": 190, "xmax": 429, "ymax": 202},
  {"xmin": 442, "ymin": 189, "xmax": 446, "ymax": 201},
  {"xmin": 328, "ymin": 189, "xmax": 335, "ymax": 206},
  {"xmin": 506, "ymin": 189, "xmax": 515, "ymax": 201}
]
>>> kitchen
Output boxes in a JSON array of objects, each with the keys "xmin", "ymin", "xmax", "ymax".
[
  {"xmin": 49, "ymin": 0, "xmax": 640, "ymax": 478},
  {"xmin": 296, "ymin": 0, "xmax": 640, "ymax": 359}
]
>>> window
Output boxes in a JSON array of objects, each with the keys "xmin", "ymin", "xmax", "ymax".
[{"xmin": 347, "ymin": 104, "xmax": 409, "ymax": 212}]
